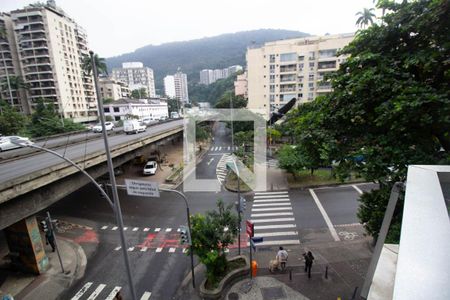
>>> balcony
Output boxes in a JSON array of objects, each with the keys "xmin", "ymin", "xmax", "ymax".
[
  {"xmin": 317, "ymin": 83, "xmax": 332, "ymax": 91},
  {"xmin": 279, "ymin": 64, "xmax": 297, "ymax": 73},
  {"xmin": 280, "ymin": 84, "xmax": 296, "ymax": 93},
  {"xmin": 318, "ymin": 61, "xmax": 337, "ymax": 70}
]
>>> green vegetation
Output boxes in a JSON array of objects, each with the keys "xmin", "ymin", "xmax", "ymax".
[
  {"xmin": 214, "ymin": 90, "xmax": 247, "ymax": 109},
  {"xmin": 189, "ymin": 200, "xmax": 239, "ymax": 288},
  {"xmin": 131, "ymin": 88, "xmax": 148, "ymax": 99},
  {"xmin": 278, "ymin": 0, "xmax": 450, "ymax": 243},
  {"xmin": 190, "ymin": 75, "xmax": 237, "ymax": 106},
  {"xmin": 0, "ymin": 100, "xmax": 28, "ymax": 135},
  {"xmin": 355, "ymin": 8, "xmax": 376, "ymax": 28},
  {"xmin": 106, "ymin": 29, "xmax": 309, "ymax": 91},
  {"xmin": 286, "ymin": 169, "xmax": 363, "ymax": 188},
  {"xmin": 81, "ymin": 53, "xmax": 107, "ymax": 76}
]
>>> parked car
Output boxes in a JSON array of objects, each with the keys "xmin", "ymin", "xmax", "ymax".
[
  {"xmin": 141, "ymin": 117, "xmax": 157, "ymax": 126},
  {"xmin": 170, "ymin": 112, "xmax": 180, "ymax": 119},
  {"xmin": 124, "ymin": 120, "xmax": 146, "ymax": 134},
  {"xmin": 143, "ymin": 160, "xmax": 158, "ymax": 175},
  {"xmin": 0, "ymin": 136, "xmax": 31, "ymax": 152},
  {"xmin": 92, "ymin": 122, "xmax": 115, "ymax": 133}
]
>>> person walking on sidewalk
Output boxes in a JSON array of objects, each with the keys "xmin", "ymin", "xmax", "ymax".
[
  {"xmin": 45, "ymin": 229, "xmax": 56, "ymax": 252},
  {"xmin": 303, "ymin": 251, "xmax": 314, "ymax": 278}
]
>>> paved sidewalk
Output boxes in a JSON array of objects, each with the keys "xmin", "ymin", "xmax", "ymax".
[{"xmin": 0, "ymin": 238, "xmax": 86, "ymax": 299}]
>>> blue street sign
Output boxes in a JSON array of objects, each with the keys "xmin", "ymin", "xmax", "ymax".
[{"xmin": 252, "ymin": 237, "xmax": 263, "ymax": 244}]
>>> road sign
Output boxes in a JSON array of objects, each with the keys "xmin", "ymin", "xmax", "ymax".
[
  {"xmin": 246, "ymin": 220, "xmax": 254, "ymax": 237},
  {"xmin": 125, "ymin": 179, "xmax": 160, "ymax": 197},
  {"xmin": 252, "ymin": 237, "xmax": 263, "ymax": 244}
]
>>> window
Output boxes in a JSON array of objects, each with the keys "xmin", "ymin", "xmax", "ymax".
[
  {"xmin": 280, "ymin": 52, "xmax": 296, "ymax": 62},
  {"xmin": 298, "ymin": 56, "xmax": 304, "ymax": 61},
  {"xmin": 270, "ymin": 75, "xmax": 275, "ymax": 83},
  {"xmin": 309, "ymin": 62, "xmax": 315, "ymax": 67},
  {"xmin": 113, "ymin": 107, "xmax": 119, "ymax": 112},
  {"xmin": 308, "ymin": 92, "xmax": 314, "ymax": 100},
  {"xmin": 308, "ymin": 51, "xmax": 315, "ymax": 60},
  {"xmin": 269, "ymin": 54, "xmax": 275, "ymax": 63},
  {"xmin": 318, "ymin": 49, "xmax": 337, "ymax": 58},
  {"xmin": 269, "ymin": 65, "xmax": 275, "ymax": 74},
  {"xmin": 309, "ymin": 82, "xmax": 314, "ymax": 88},
  {"xmin": 270, "ymin": 95, "xmax": 275, "ymax": 102},
  {"xmin": 270, "ymin": 85, "xmax": 275, "ymax": 93},
  {"xmin": 309, "ymin": 74, "xmax": 315, "ymax": 81}
]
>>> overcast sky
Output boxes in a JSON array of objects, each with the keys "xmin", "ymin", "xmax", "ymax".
[{"xmin": 2, "ymin": 0, "xmax": 377, "ymax": 57}]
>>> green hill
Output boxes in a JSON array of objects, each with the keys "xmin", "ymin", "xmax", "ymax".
[{"xmin": 106, "ymin": 29, "xmax": 310, "ymax": 93}]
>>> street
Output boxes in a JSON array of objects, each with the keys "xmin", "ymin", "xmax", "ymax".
[{"xmin": 37, "ymin": 122, "xmax": 377, "ymax": 299}]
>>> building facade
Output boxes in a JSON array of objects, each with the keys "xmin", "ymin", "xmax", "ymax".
[
  {"xmin": 199, "ymin": 69, "xmax": 213, "ymax": 85},
  {"xmin": 246, "ymin": 33, "xmax": 354, "ymax": 115},
  {"xmin": 165, "ymin": 69, "xmax": 189, "ymax": 103},
  {"xmin": 103, "ymin": 98, "xmax": 168, "ymax": 121},
  {"xmin": 234, "ymin": 71, "xmax": 248, "ymax": 98},
  {"xmin": 1, "ymin": 1, "xmax": 98, "ymax": 122},
  {"xmin": 199, "ymin": 65, "xmax": 243, "ymax": 85},
  {"xmin": 112, "ymin": 62, "xmax": 156, "ymax": 98},
  {"xmin": 98, "ymin": 77, "xmax": 130, "ymax": 100}
]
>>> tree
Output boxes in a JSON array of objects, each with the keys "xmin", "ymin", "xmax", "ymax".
[
  {"xmin": 81, "ymin": 54, "xmax": 107, "ymax": 76},
  {"xmin": 189, "ymin": 200, "xmax": 239, "ymax": 287},
  {"xmin": 277, "ymin": 145, "xmax": 303, "ymax": 178},
  {"xmin": 0, "ymin": 100, "xmax": 27, "ymax": 135},
  {"xmin": 310, "ymin": 0, "xmax": 449, "ymax": 242},
  {"xmin": 355, "ymin": 8, "xmax": 376, "ymax": 29},
  {"xmin": 131, "ymin": 88, "xmax": 148, "ymax": 99},
  {"xmin": 167, "ymin": 98, "xmax": 180, "ymax": 113},
  {"xmin": 214, "ymin": 91, "xmax": 247, "ymax": 108}
]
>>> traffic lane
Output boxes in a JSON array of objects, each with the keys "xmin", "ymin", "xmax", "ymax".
[
  {"xmin": 313, "ymin": 186, "xmax": 361, "ymax": 225},
  {"xmin": 0, "ymin": 119, "xmax": 183, "ymax": 182},
  {"xmin": 357, "ymin": 182, "xmax": 379, "ymax": 193},
  {"xmin": 289, "ymin": 190, "xmax": 329, "ymax": 229}
]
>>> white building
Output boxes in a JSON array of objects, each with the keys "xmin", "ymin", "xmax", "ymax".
[
  {"xmin": 198, "ymin": 65, "xmax": 243, "ymax": 85},
  {"xmin": 112, "ymin": 62, "xmax": 156, "ymax": 98},
  {"xmin": 199, "ymin": 69, "xmax": 214, "ymax": 85},
  {"xmin": 246, "ymin": 33, "xmax": 354, "ymax": 115},
  {"xmin": 3, "ymin": 1, "xmax": 98, "ymax": 122},
  {"xmin": 98, "ymin": 77, "xmax": 130, "ymax": 100},
  {"xmin": 163, "ymin": 75, "xmax": 176, "ymax": 98},
  {"xmin": 165, "ymin": 69, "xmax": 189, "ymax": 103},
  {"xmin": 103, "ymin": 98, "xmax": 168, "ymax": 121}
]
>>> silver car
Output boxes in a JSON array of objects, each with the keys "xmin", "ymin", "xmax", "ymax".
[{"xmin": 0, "ymin": 136, "xmax": 31, "ymax": 152}]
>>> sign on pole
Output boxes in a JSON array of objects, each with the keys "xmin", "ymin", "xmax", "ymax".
[
  {"xmin": 125, "ymin": 179, "xmax": 160, "ymax": 197},
  {"xmin": 246, "ymin": 220, "xmax": 254, "ymax": 237}
]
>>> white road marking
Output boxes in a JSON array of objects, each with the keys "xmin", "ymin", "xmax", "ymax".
[
  {"xmin": 123, "ymin": 227, "xmax": 128, "ymax": 231},
  {"xmin": 218, "ymin": 146, "xmax": 222, "ymax": 151},
  {"xmin": 254, "ymin": 195, "xmax": 290, "ymax": 199},
  {"xmin": 252, "ymin": 207, "xmax": 292, "ymax": 212},
  {"xmin": 352, "ymin": 185, "xmax": 364, "ymax": 195},
  {"xmin": 132, "ymin": 227, "xmax": 139, "ymax": 231},
  {"xmin": 227, "ymin": 146, "xmax": 231, "ymax": 150},
  {"xmin": 143, "ymin": 228, "xmax": 150, "ymax": 232},
  {"xmin": 207, "ymin": 158, "xmax": 215, "ymax": 165},
  {"xmin": 71, "ymin": 282, "xmax": 93, "ymax": 300},
  {"xmin": 141, "ymin": 247, "xmax": 148, "ymax": 252},
  {"xmin": 254, "ymin": 191, "xmax": 288, "ymax": 195},
  {"xmin": 247, "ymin": 240, "xmax": 300, "ymax": 246},
  {"xmin": 253, "ymin": 198, "xmax": 291, "ymax": 203},
  {"xmin": 252, "ymin": 203, "xmax": 291, "ymax": 207},
  {"xmin": 250, "ymin": 218, "xmax": 295, "ymax": 223},
  {"xmin": 169, "ymin": 248, "xmax": 176, "ymax": 253},
  {"xmin": 114, "ymin": 246, "xmax": 121, "ymax": 251},
  {"xmin": 254, "ymin": 224, "xmax": 296, "ymax": 230},
  {"xmin": 105, "ymin": 287, "xmax": 122, "ymax": 300},
  {"xmin": 165, "ymin": 228, "xmax": 172, "ymax": 232},
  {"xmin": 255, "ymin": 231, "xmax": 298, "ymax": 237},
  {"xmin": 309, "ymin": 189, "xmax": 340, "ymax": 241},
  {"xmin": 155, "ymin": 247, "xmax": 163, "ymax": 252},
  {"xmin": 251, "ymin": 212, "xmax": 293, "ymax": 217},
  {"xmin": 183, "ymin": 248, "xmax": 188, "ymax": 253},
  {"xmin": 101, "ymin": 226, "xmax": 108, "ymax": 230},
  {"xmin": 111, "ymin": 226, "xmax": 118, "ymax": 231},
  {"xmin": 86, "ymin": 283, "xmax": 106, "ymax": 300},
  {"xmin": 154, "ymin": 228, "xmax": 161, "ymax": 232},
  {"xmin": 127, "ymin": 247, "xmax": 134, "ymax": 251},
  {"xmin": 140, "ymin": 291, "xmax": 152, "ymax": 300}
]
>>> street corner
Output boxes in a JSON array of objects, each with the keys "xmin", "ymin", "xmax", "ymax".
[{"xmin": 334, "ymin": 223, "xmax": 367, "ymax": 242}]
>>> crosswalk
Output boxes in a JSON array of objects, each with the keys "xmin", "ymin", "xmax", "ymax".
[
  {"xmin": 264, "ymin": 159, "xmax": 279, "ymax": 168},
  {"xmin": 216, "ymin": 154, "xmax": 233, "ymax": 184},
  {"xmin": 250, "ymin": 190, "xmax": 300, "ymax": 246},
  {"xmin": 209, "ymin": 145, "xmax": 239, "ymax": 152},
  {"xmin": 99, "ymin": 225, "xmax": 182, "ymax": 233},
  {"xmin": 114, "ymin": 246, "xmax": 188, "ymax": 254},
  {"xmin": 70, "ymin": 282, "xmax": 151, "ymax": 300}
]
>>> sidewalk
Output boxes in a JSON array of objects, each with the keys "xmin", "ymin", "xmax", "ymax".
[
  {"xmin": 0, "ymin": 237, "xmax": 86, "ymax": 299},
  {"xmin": 176, "ymin": 237, "xmax": 372, "ymax": 300}
]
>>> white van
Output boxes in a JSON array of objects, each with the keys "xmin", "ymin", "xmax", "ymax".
[{"xmin": 123, "ymin": 120, "xmax": 146, "ymax": 134}]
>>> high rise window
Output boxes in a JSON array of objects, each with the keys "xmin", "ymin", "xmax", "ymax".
[
  {"xmin": 280, "ymin": 52, "xmax": 297, "ymax": 62},
  {"xmin": 269, "ymin": 55, "xmax": 275, "ymax": 63}
]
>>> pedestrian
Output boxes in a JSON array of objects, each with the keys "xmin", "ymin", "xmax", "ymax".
[
  {"xmin": 45, "ymin": 229, "xmax": 56, "ymax": 252},
  {"xmin": 114, "ymin": 291, "xmax": 123, "ymax": 300},
  {"xmin": 303, "ymin": 251, "xmax": 314, "ymax": 278}
]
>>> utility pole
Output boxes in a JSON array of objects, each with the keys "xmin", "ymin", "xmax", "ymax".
[{"xmin": 230, "ymin": 93, "xmax": 241, "ymax": 255}]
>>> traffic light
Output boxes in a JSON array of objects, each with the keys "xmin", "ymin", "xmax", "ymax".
[{"xmin": 179, "ymin": 225, "xmax": 191, "ymax": 245}]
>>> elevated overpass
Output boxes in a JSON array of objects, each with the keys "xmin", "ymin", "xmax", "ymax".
[{"xmin": 0, "ymin": 119, "xmax": 184, "ymax": 231}]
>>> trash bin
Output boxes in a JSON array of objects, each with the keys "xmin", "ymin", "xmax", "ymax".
[{"xmin": 251, "ymin": 260, "xmax": 258, "ymax": 277}]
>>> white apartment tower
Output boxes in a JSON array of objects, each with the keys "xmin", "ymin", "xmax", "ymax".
[
  {"xmin": 165, "ymin": 69, "xmax": 189, "ymax": 103},
  {"xmin": 7, "ymin": 2, "xmax": 98, "ymax": 122},
  {"xmin": 246, "ymin": 33, "xmax": 354, "ymax": 116},
  {"xmin": 112, "ymin": 62, "xmax": 156, "ymax": 98}
]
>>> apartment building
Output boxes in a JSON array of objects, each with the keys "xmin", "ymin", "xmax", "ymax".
[
  {"xmin": 199, "ymin": 69, "xmax": 213, "ymax": 85},
  {"xmin": 199, "ymin": 65, "xmax": 243, "ymax": 85},
  {"xmin": 246, "ymin": 33, "xmax": 354, "ymax": 115},
  {"xmin": 112, "ymin": 62, "xmax": 156, "ymax": 98},
  {"xmin": 98, "ymin": 77, "xmax": 130, "ymax": 100},
  {"xmin": 103, "ymin": 98, "xmax": 168, "ymax": 121},
  {"xmin": 164, "ymin": 69, "xmax": 189, "ymax": 103},
  {"xmin": 234, "ymin": 71, "xmax": 248, "ymax": 98},
  {"xmin": 6, "ymin": 2, "xmax": 98, "ymax": 122}
]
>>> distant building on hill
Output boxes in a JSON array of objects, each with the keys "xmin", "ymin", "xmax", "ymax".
[
  {"xmin": 164, "ymin": 68, "xmax": 189, "ymax": 103},
  {"xmin": 112, "ymin": 62, "xmax": 156, "ymax": 97},
  {"xmin": 199, "ymin": 65, "xmax": 243, "ymax": 85}
]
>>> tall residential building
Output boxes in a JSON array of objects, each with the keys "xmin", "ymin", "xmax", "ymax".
[
  {"xmin": 165, "ymin": 69, "xmax": 189, "ymax": 103},
  {"xmin": 246, "ymin": 33, "xmax": 354, "ymax": 115},
  {"xmin": 198, "ymin": 64, "xmax": 243, "ymax": 85},
  {"xmin": 112, "ymin": 62, "xmax": 156, "ymax": 97},
  {"xmin": 1, "ymin": 1, "xmax": 98, "ymax": 122},
  {"xmin": 98, "ymin": 77, "xmax": 130, "ymax": 100},
  {"xmin": 234, "ymin": 71, "xmax": 248, "ymax": 98}
]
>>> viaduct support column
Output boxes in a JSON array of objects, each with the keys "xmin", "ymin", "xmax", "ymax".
[{"xmin": 4, "ymin": 216, "xmax": 48, "ymax": 274}]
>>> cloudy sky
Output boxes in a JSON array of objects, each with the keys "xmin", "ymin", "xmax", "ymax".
[{"xmin": 2, "ymin": 0, "xmax": 377, "ymax": 57}]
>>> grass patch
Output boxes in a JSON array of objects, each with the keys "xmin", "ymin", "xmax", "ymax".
[
  {"xmin": 224, "ymin": 172, "xmax": 251, "ymax": 193},
  {"xmin": 205, "ymin": 258, "xmax": 247, "ymax": 290},
  {"xmin": 287, "ymin": 168, "xmax": 365, "ymax": 188}
]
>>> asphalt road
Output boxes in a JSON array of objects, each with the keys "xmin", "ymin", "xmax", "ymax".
[{"xmin": 0, "ymin": 119, "xmax": 183, "ymax": 184}]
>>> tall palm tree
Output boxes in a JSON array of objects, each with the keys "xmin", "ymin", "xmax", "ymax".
[
  {"xmin": 82, "ymin": 54, "xmax": 107, "ymax": 76},
  {"xmin": 0, "ymin": 27, "xmax": 14, "ymax": 105},
  {"xmin": 356, "ymin": 8, "xmax": 376, "ymax": 29},
  {"xmin": 1, "ymin": 75, "xmax": 30, "ymax": 91}
]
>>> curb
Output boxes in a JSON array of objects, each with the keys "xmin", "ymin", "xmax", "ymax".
[{"xmin": 288, "ymin": 181, "xmax": 373, "ymax": 191}]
